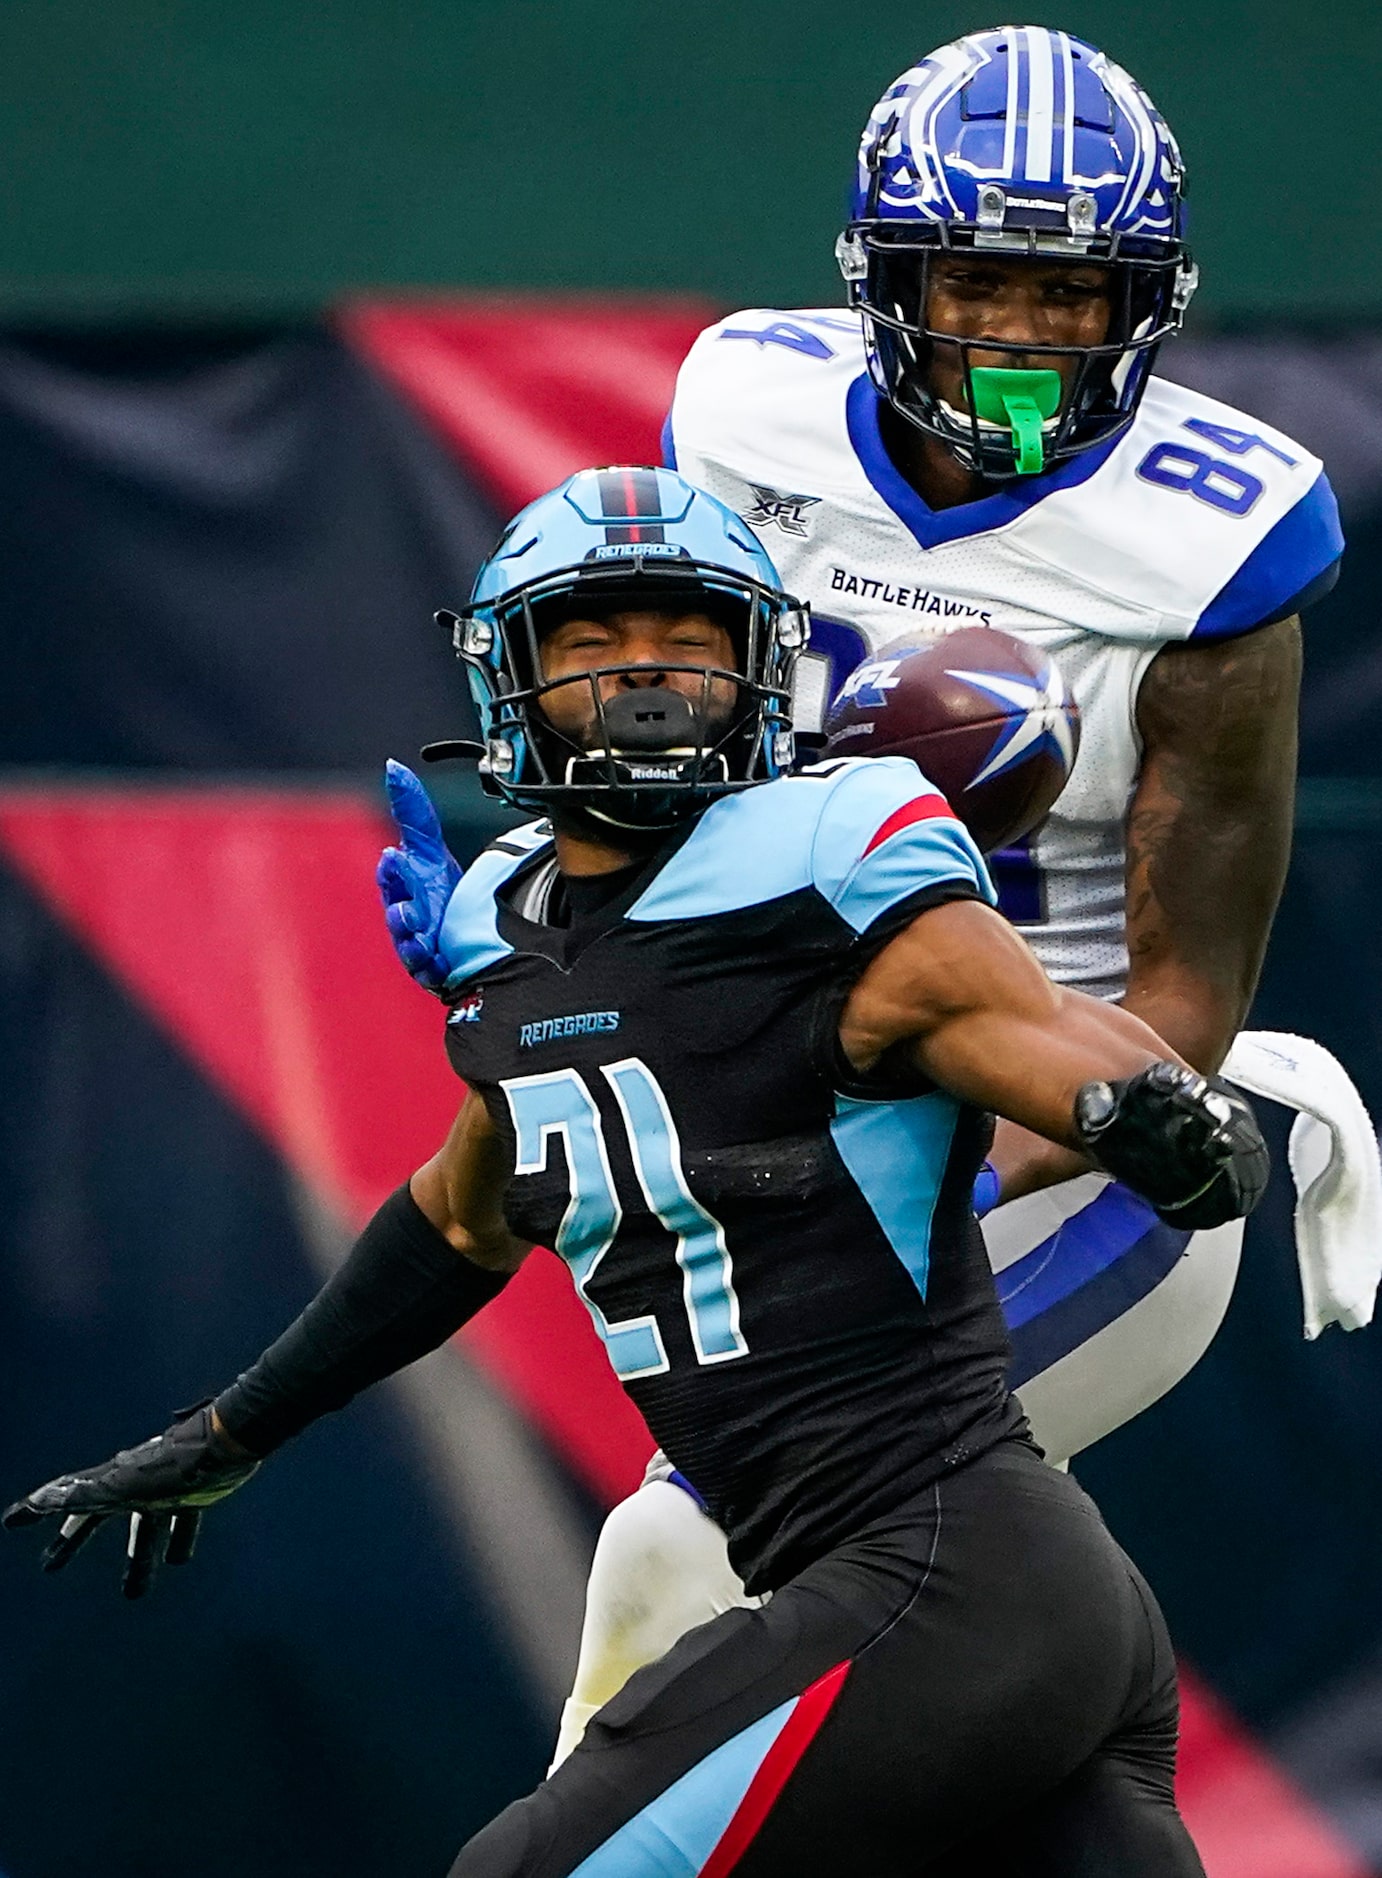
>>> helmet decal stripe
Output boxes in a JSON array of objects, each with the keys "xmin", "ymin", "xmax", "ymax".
[
  {"xmin": 915, "ymin": 49, "xmax": 973, "ymax": 213},
  {"xmin": 1056, "ymin": 30, "xmax": 1076, "ymax": 187},
  {"xmin": 595, "ymin": 466, "xmax": 666, "ymax": 546},
  {"xmin": 1023, "ymin": 25, "xmax": 1055, "ymax": 184},
  {"xmin": 1001, "ymin": 26, "xmax": 1019, "ymax": 179}
]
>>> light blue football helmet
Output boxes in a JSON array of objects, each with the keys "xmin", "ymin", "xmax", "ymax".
[
  {"xmin": 837, "ymin": 26, "xmax": 1198, "ymax": 478},
  {"xmin": 441, "ymin": 466, "xmax": 809, "ymax": 829}
]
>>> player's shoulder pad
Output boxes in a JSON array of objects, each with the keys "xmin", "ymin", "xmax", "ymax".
[
  {"xmin": 626, "ymin": 759, "xmax": 993, "ymax": 935},
  {"xmin": 1028, "ymin": 376, "xmax": 1341, "ymax": 644},
  {"xmin": 438, "ymin": 819, "xmax": 552, "ymax": 991},
  {"xmin": 663, "ymin": 307, "xmax": 866, "ymax": 488}
]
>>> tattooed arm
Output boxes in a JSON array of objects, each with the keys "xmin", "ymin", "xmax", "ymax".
[
  {"xmin": 990, "ymin": 615, "xmax": 1302, "ymax": 1201},
  {"xmin": 1120, "ymin": 614, "xmax": 1301, "ymax": 1064}
]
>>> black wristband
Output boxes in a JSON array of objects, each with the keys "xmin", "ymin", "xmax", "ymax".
[{"xmin": 213, "ymin": 1184, "xmax": 508, "ymax": 1456}]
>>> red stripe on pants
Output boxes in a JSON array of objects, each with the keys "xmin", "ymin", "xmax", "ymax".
[{"xmin": 700, "ymin": 1660, "xmax": 852, "ymax": 1877}]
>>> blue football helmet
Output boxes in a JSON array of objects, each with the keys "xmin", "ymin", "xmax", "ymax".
[
  {"xmin": 836, "ymin": 26, "xmax": 1198, "ymax": 478},
  {"xmin": 444, "ymin": 466, "xmax": 809, "ymax": 830}
]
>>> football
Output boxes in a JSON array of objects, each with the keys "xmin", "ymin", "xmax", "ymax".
[{"xmin": 822, "ymin": 625, "xmax": 1080, "ymax": 852}]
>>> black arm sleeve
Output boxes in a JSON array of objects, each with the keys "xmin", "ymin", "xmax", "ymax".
[{"xmin": 213, "ymin": 1184, "xmax": 509, "ymax": 1456}]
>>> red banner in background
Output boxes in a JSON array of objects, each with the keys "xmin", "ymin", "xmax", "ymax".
[
  {"xmin": 1178, "ymin": 1672, "xmax": 1369, "ymax": 1878},
  {"xmin": 338, "ymin": 297, "xmax": 715, "ymax": 514},
  {"xmin": 0, "ymin": 788, "xmax": 654, "ymax": 1506}
]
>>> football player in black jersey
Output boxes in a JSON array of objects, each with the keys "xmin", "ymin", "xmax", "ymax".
[{"xmin": 7, "ymin": 468, "xmax": 1266, "ymax": 1876}]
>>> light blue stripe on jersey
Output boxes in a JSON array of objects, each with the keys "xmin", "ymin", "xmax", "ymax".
[
  {"xmin": 626, "ymin": 760, "xmax": 991, "ymax": 932},
  {"xmin": 1194, "ymin": 467, "xmax": 1343, "ymax": 637},
  {"xmin": 570, "ymin": 1697, "xmax": 796, "ymax": 1876},
  {"xmin": 829, "ymin": 1091, "xmax": 959, "ymax": 1300},
  {"xmin": 438, "ymin": 821, "xmax": 551, "ymax": 991},
  {"xmin": 813, "ymin": 781, "xmax": 994, "ymax": 934},
  {"xmin": 626, "ymin": 777, "xmax": 830, "ymax": 919}
]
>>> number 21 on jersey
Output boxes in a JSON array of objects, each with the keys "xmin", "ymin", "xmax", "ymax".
[{"xmin": 502, "ymin": 1058, "xmax": 748, "ymax": 1379}]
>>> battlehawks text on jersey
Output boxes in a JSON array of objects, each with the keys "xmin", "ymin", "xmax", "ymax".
[
  {"xmin": 665, "ymin": 308, "xmax": 1344, "ymax": 999},
  {"xmin": 438, "ymin": 758, "xmax": 1027, "ymax": 1594}
]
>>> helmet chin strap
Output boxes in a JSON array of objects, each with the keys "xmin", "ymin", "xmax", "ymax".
[
  {"xmin": 966, "ymin": 367, "xmax": 1064, "ymax": 475},
  {"xmin": 550, "ymin": 686, "xmax": 730, "ymax": 835}
]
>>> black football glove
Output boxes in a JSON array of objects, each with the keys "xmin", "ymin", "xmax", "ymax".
[
  {"xmin": 1073, "ymin": 1061, "xmax": 1270, "ymax": 1231},
  {"xmin": 3, "ymin": 1403, "xmax": 260, "ymax": 1599}
]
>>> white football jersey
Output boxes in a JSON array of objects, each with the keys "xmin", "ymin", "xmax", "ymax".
[{"xmin": 666, "ymin": 308, "xmax": 1342, "ymax": 997}]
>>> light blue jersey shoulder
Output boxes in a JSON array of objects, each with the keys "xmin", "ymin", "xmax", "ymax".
[
  {"xmin": 438, "ymin": 818, "xmax": 552, "ymax": 991},
  {"xmin": 626, "ymin": 758, "xmax": 994, "ymax": 931},
  {"xmin": 436, "ymin": 763, "xmax": 992, "ymax": 991}
]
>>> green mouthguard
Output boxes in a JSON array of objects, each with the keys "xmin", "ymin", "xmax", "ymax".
[{"xmin": 969, "ymin": 367, "xmax": 1063, "ymax": 475}]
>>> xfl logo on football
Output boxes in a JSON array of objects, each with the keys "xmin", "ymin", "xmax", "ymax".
[{"xmin": 835, "ymin": 652, "xmax": 920, "ymax": 711}]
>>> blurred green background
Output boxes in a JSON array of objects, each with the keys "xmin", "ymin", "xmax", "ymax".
[{"xmin": 1, "ymin": 0, "xmax": 1377, "ymax": 320}]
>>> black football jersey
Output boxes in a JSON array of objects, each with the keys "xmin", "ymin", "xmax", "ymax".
[{"xmin": 439, "ymin": 757, "xmax": 1028, "ymax": 1593}]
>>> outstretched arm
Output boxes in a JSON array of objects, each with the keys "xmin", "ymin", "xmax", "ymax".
[
  {"xmin": 5, "ymin": 1091, "xmax": 528, "ymax": 1596},
  {"xmin": 839, "ymin": 896, "xmax": 1267, "ymax": 1224},
  {"xmin": 841, "ymin": 899, "xmax": 1172, "ymax": 1147},
  {"xmin": 987, "ymin": 615, "xmax": 1301, "ymax": 1202}
]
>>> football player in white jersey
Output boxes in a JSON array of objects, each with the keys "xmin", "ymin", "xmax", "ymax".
[{"xmin": 537, "ymin": 25, "xmax": 1346, "ymax": 1766}]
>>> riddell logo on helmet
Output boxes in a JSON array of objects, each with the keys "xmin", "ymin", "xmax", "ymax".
[{"xmin": 828, "ymin": 567, "xmax": 991, "ymax": 623}]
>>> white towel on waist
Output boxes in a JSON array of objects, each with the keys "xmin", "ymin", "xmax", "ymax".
[{"xmin": 1220, "ymin": 1029, "xmax": 1382, "ymax": 1338}]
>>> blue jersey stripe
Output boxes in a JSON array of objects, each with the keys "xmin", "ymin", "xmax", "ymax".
[
  {"xmin": 829, "ymin": 1092, "xmax": 958, "ymax": 1300},
  {"xmin": 625, "ymin": 783, "xmax": 819, "ymax": 921},
  {"xmin": 996, "ymin": 1183, "xmax": 1172, "ymax": 1328},
  {"xmin": 570, "ymin": 1698, "xmax": 796, "ymax": 1876},
  {"xmin": 997, "ymin": 1182, "xmax": 1192, "ymax": 1387},
  {"xmin": 1194, "ymin": 467, "xmax": 1343, "ymax": 638},
  {"xmin": 844, "ymin": 373, "xmax": 1121, "ymax": 552}
]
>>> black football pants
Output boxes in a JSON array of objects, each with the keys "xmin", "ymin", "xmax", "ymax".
[{"xmin": 450, "ymin": 1441, "xmax": 1204, "ymax": 1877}]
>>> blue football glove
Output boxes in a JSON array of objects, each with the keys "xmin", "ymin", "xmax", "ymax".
[{"xmin": 377, "ymin": 760, "xmax": 462, "ymax": 993}]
